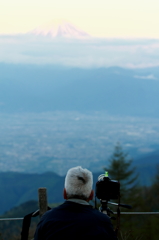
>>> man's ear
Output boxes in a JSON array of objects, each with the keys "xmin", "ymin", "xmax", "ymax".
[
  {"xmin": 63, "ymin": 188, "xmax": 68, "ymax": 199},
  {"xmin": 88, "ymin": 190, "xmax": 94, "ymax": 201}
]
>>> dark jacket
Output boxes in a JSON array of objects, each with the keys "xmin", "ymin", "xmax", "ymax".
[{"xmin": 34, "ymin": 201, "xmax": 117, "ymax": 240}]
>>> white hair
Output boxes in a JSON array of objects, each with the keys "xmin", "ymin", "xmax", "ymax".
[{"xmin": 64, "ymin": 166, "xmax": 93, "ymax": 200}]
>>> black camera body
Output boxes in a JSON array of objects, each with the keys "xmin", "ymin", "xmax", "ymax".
[{"xmin": 95, "ymin": 174, "xmax": 120, "ymax": 201}]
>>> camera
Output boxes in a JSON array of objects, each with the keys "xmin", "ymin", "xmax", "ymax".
[{"xmin": 95, "ymin": 172, "xmax": 120, "ymax": 201}]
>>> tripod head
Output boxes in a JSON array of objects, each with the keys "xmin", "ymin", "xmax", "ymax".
[{"xmin": 99, "ymin": 199, "xmax": 132, "ymax": 216}]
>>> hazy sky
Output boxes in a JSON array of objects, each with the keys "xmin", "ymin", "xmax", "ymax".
[{"xmin": 1, "ymin": 0, "xmax": 159, "ymax": 38}]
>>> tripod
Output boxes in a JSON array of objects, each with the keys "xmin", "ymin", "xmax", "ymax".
[{"xmin": 99, "ymin": 199, "xmax": 132, "ymax": 236}]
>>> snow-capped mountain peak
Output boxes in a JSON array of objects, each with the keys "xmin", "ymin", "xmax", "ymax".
[{"xmin": 29, "ymin": 20, "xmax": 90, "ymax": 39}]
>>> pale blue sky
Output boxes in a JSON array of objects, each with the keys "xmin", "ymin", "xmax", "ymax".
[{"xmin": 1, "ymin": 0, "xmax": 159, "ymax": 37}]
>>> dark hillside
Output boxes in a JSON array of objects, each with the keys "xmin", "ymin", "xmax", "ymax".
[
  {"xmin": 0, "ymin": 160, "xmax": 158, "ymax": 215},
  {"xmin": 0, "ymin": 200, "xmax": 39, "ymax": 240},
  {"xmin": 134, "ymin": 150, "xmax": 159, "ymax": 185},
  {"xmin": 0, "ymin": 64, "xmax": 159, "ymax": 117},
  {"xmin": 0, "ymin": 171, "xmax": 64, "ymax": 214}
]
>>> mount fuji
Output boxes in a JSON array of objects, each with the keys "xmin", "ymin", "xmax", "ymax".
[{"xmin": 29, "ymin": 20, "xmax": 91, "ymax": 39}]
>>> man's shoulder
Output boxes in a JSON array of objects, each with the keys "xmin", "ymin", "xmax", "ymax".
[
  {"xmin": 89, "ymin": 207, "xmax": 111, "ymax": 221},
  {"xmin": 40, "ymin": 202, "xmax": 74, "ymax": 218},
  {"xmin": 41, "ymin": 201, "xmax": 110, "ymax": 223},
  {"xmin": 52, "ymin": 201, "xmax": 110, "ymax": 220}
]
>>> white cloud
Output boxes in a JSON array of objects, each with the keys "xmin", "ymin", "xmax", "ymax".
[
  {"xmin": 134, "ymin": 74, "xmax": 158, "ymax": 80},
  {"xmin": 1, "ymin": 34, "xmax": 159, "ymax": 69},
  {"xmin": 138, "ymin": 148, "xmax": 155, "ymax": 153}
]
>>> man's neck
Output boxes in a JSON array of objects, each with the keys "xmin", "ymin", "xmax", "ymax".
[{"xmin": 67, "ymin": 198, "xmax": 89, "ymax": 205}]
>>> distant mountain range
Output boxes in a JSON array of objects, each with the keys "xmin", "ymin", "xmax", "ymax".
[
  {"xmin": 0, "ymin": 64, "xmax": 159, "ymax": 117},
  {"xmin": 0, "ymin": 171, "xmax": 64, "ymax": 215},
  {"xmin": 0, "ymin": 150, "xmax": 158, "ymax": 214}
]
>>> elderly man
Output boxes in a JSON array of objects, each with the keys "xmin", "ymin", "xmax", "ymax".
[{"xmin": 34, "ymin": 166, "xmax": 118, "ymax": 240}]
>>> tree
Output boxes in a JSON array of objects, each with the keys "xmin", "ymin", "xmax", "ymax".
[
  {"xmin": 151, "ymin": 165, "xmax": 159, "ymax": 210},
  {"xmin": 104, "ymin": 143, "xmax": 142, "ymax": 239},
  {"xmin": 104, "ymin": 142, "xmax": 138, "ymax": 202}
]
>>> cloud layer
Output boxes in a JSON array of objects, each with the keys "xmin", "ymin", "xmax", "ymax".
[{"xmin": 1, "ymin": 34, "xmax": 159, "ymax": 68}]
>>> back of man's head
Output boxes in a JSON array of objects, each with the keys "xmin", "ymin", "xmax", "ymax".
[{"xmin": 64, "ymin": 166, "xmax": 93, "ymax": 200}]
